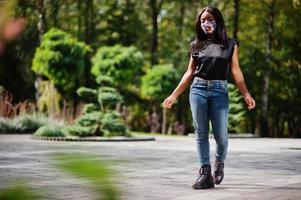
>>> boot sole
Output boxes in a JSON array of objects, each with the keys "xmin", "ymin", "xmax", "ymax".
[
  {"xmin": 192, "ymin": 181, "xmax": 215, "ymax": 190},
  {"xmin": 214, "ymin": 175, "xmax": 224, "ymax": 185}
]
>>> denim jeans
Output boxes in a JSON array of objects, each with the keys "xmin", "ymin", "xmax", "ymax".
[{"xmin": 189, "ymin": 77, "xmax": 229, "ymax": 167}]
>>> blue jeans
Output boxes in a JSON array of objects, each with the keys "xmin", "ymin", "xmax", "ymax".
[{"xmin": 189, "ymin": 77, "xmax": 229, "ymax": 167}]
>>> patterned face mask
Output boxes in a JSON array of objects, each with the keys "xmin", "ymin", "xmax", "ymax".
[{"xmin": 201, "ymin": 20, "xmax": 216, "ymax": 34}]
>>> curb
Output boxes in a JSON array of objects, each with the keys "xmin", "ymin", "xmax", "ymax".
[
  {"xmin": 187, "ymin": 133, "xmax": 258, "ymax": 138},
  {"xmin": 31, "ymin": 136, "xmax": 156, "ymax": 142}
]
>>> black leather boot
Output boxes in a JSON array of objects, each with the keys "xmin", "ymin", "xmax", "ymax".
[
  {"xmin": 213, "ymin": 160, "xmax": 224, "ymax": 185},
  {"xmin": 192, "ymin": 164, "xmax": 215, "ymax": 189}
]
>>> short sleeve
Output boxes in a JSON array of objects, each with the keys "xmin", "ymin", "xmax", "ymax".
[
  {"xmin": 189, "ymin": 40, "xmax": 198, "ymax": 59},
  {"xmin": 229, "ymin": 38, "xmax": 239, "ymax": 59},
  {"xmin": 232, "ymin": 39, "xmax": 239, "ymax": 47}
]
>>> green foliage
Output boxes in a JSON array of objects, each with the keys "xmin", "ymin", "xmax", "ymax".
[
  {"xmin": 32, "ymin": 28, "xmax": 91, "ymax": 95},
  {"xmin": 0, "ymin": 118, "xmax": 14, "ymax": 133},
  {"xmin": 91, "ymin": 45, "xmax": 143, "ymax": 89},
  {"xmin": 83, "ymin": 103, "xmax": 101, "ymax": 114},
  {"xmin": 228, "ymin": 83, "xmax": 246, "ymax": 133},
  {"xmin": 54, "ymin": 153, "xmax": 120, "ymax": 200},
  {"xmin": 72, "ymin": 75, "xmax": 129, "ymax": 137},
  {"xmin": 76, "ymin": 112, "xmax": 103, "ymax": 127},
  {"xmin": 0, "ymin": 114, "xmax": 49, "ymax": 133},
  {"xmin": 96, "ymin": 75, "xmax": 115, "ymax": 87},
  {"xmin": 62, "ymin": 124, "xmax": 94, "ymax": 137},
  {"xmin": 0, "ymin": 184, "xmax": 39, "ymax": 200},
  {"xmin": 77, "ymin": 87, "xmax": 98, "ymax": 102},
  {"xmin": 141, "ymin": 64, "xmax": 179, "ymax": 102},
  {"xmin": 98, "ymin": 91, "xmax": 123, "ymax": 110},
  {"xmin": 34, "ymin": 125, "xmax": 64, "ymax": 137},
  {"xmin": 101, "ymin": 112, "xmax": 129, "ymax": 137}
]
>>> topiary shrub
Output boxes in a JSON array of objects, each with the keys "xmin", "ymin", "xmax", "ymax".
[
  {"xmin": 77, "ymin": 87, "xmax": 98, "ymax": 102},
  {"xmin": 34, "ymin": 125, "xmax": 64, "ymax": 137},
  {"xmin": 82, "ymin": 103, "xmax": 100, "ymax": 114},
  {"xmin": 32, "ymin": 28, "xmax": 91, "ymax": 95},
  {"xmin": 101, "ymin": 112, "xmax": 129, "ymax": 137},
  {"xmin": 91, "ymin": 45, "xmax": 143, "ymax": 91},
  {"xmin": 62, "ymin": 125, "xmax": 94, "ymax": 137},
  {"xmin": 72, "ymin": 75, "xmax": 130, "ymax": 137}
]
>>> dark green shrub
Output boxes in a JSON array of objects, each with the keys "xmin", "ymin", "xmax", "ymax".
[
  {"xmin": 32, "ymin": 28, "xmax": 91, "ymax": 95},
  {"xmin": 77, "ymin": 87, "xmax": 98, "ymax": 102},
  {"xmin": 101, "ymin": 112, "xmax": 129, "ymax": 137},
  {"xmin": 63, "ymin": 125, "xmax": 94, "ymax": 137},
  {"xmin": 83, "ymin": 103, "xmax": 100, "ymax": 114},
  {"xmin": 141, "ymin": 64, "xmax": 179, "ymax": 102},
  {"xmin": 228, "ymin": 83, "xmax": 246, "ymax": 133},
  {"xmin": 96, "ymin": 75, "xmax": 114, "ymax": 87},
  {"xmin": 76, "ymin": 112, "xmax": 103, "ymax": 127},
  {"xmin": 34, "ymin": 125, "xmax": 64, "ymax": 137},
  {"xmin": 0, "ymin": 114, "xmax": 48, "ymax": 133},
  {"xmin": 0, "ymin": 118, "xmax": 14, "ymax": 133},
  {"xmin": 91, "ymin": 45, "xmax": 143, "ymax": 89},
  {"xmin": 98, "ymin": 91, "xmax": 123, "ymax": 109},
  {"xmin": 13, "ymin": 114, "xmax": 47, "ymax": 132}
]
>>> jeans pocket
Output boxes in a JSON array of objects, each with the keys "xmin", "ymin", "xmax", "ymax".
[{"xmin": 220, "ymin": 82, "xmax": 228, "ymax": 92}]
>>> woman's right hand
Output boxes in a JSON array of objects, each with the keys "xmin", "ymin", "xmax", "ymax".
[{"xmin": 163, "ymin": 95, "xmax": 177, "ymax": 109}]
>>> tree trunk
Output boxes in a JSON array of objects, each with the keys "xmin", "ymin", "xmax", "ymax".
[
  {"xmin": 84, "ymin": 0, "xmax": 94, "ymax": 44},
  {"xmin": 149, "ymin": 0, "xmax": 163, "ymax": 65},
  {"xmin": 233, "ymin": 0, "xmax": 239, "ymax": 39},
  {"xmin": 35, "ymin": 0, "xmax": 47, "ymax": 103},
  {"xmin": 37, "ymin": 0, "xmax": 46, "ymax": 41},
  {"xmin": 77, "ymin": 0, "xmax": 82, "ymax": 38},
  {"xmin": 161, "ymin": 107, "xmax": 167, "ymax": 134},
  {"xmin": 260, "ymin": 0, "xmax": 275, "ymax": 137}
]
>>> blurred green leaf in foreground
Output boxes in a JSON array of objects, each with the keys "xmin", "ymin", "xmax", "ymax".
[{"xmin": 54, "ymin": 153, "xmax": 120, "ymax": 200}]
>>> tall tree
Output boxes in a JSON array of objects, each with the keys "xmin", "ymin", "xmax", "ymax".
[
  {"xmin": 260, "ymin": 0, "xmax": 275, "ymax": 137},
  {"xmin": 233, "ymin": 0, "xmax": 239, "ymax": 39},
  {"xmin": 149, "ymin": 0, "xmax": 163, "ymax": 65},
  {"xmin": 37, "ymin": 0, "xmax": 47, "ymax": 41}
]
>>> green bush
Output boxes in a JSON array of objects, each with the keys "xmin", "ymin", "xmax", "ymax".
[
  {"xmin": 74, "ymin": 75, "xmax": 130, "ymax": 137},
  {"xmin": 0, "ymin": 114, "xmax": 65, "ymax": 134},
  {"xmin": 13, "ymin": 114, "xmax": 47, "ymax": 132},
  {"xmin": 141, "ymin": 64, "xmax": 179, "ymax": 102},
  {"xmin": 82, "ymin": 103, "xmax": 100, "ymax": 113},
  {"xmin": 77, "ymin": 87, "xmax": 98, "ymax": 102},
  {"xmin": 62, "ymin": 125, "xmax": 94, "ymax": 137},
  {"xmin": 101, "ymin": 112, "xmax": 129, "ymax": 137},
  {"xmin": 34, "ymin": 125, "xmax": 64, "ymax": 137},
  {"xmin": 32, "ymin": 28, "xmax": 91, "ymax": 95},
  {"xmin": 228, "ymin": 83, "xmax": 247, "ymax": 133},
  {"xmin": 91, "ymin": 45, "xmax": 143, "ymax": 89},
  {"xmin": 0, "ymin": 117, "xmax": 14, "ymax": 133},
  {"xmin": 76, "ymin": 112, "xmax": 103, "ymax": 127},
  {"xmin": 96, "ymin": 75, "xmax": 115, "ymax": 87},
  {"xmin": 98, "ymin": 91, "xmax": 123, "ymax": 109},
  {"xmin": 0, "ymin": 114, "xmax": 49, "ymax": 133}
]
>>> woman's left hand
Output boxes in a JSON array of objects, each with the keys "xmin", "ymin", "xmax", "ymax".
[{"xmin": 243, "ymin": 93, "xmax": 256, "ymax": 110}]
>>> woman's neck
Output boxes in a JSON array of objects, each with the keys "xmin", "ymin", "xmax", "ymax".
[{"xmin": 207, "ymin": 34, "xmax": 215, "ymax": 41}]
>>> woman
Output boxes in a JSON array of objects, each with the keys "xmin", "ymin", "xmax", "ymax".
[{"xmin": 162, "ymin": 6, "xmax": 255, "ymax": 190}]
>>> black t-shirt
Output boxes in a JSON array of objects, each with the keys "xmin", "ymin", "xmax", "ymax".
[{"xmin": 191, "ymin": 38, "xmax": 238, "ymax": 80}]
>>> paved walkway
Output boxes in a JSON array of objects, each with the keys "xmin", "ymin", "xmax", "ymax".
[{"xmin": 0, "ymin": 134, "xmax": 301, "ymax": 200}]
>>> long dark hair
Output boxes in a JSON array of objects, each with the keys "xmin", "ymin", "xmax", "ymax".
[{"xmin": 190, "ymin": 6, "xmax": 228, "ymax": 55}]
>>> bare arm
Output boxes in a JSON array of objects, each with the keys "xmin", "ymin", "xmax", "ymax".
[
  {"xmin": 163, "ymin": 56, "xmax": 196, "ymax": 109},
  {"xmin": 231, "ymin": 45, "xmax": 256, "ymax": 110}
]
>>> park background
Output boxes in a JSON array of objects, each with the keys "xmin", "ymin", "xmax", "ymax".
[{"xmin": 0, "ymin": 0, "xmax": 300, "ymax": 138}]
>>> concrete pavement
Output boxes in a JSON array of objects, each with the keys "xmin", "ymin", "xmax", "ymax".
[{"xmin": 0, "ymin": 134, "xmax": 301, "ymax": 200}]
